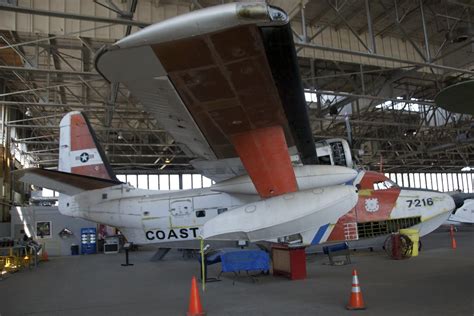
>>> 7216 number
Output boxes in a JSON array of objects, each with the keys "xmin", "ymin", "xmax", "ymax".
[{"xmin": 406, "ymin": 198, "xmax": 434, "ymax": 208}]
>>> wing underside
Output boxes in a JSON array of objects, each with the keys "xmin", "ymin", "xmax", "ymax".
[{"xmin": 96, "ymin": 3, "xmax": 317, "ymax": 197}]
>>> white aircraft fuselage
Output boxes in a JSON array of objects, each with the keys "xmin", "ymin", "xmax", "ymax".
[
  {"xmin": 58, "ymin": 169, "xmax": 455, "ymax": 247},
  {"xmin": 59, "ymin": 184, "xmax": 253, "ymax": 244},
  {"xmin": 58, "ymin": 164, "xmax": 360, "ymax": 245}
]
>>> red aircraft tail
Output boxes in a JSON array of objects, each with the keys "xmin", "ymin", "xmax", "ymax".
[{"xmin": 58, "ymin": 111, "xmax": 117, "ymax": 181}]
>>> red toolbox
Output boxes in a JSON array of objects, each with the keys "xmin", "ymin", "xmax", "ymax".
[{"xmin": 271, "ymin": 244, "xmax": 307, "ymax": 280}]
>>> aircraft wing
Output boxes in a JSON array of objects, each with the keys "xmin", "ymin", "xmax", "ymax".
[
  {"xmin": 95, "ymin": 3, "xmax": 318, "ymax": 198},
  {"xmin": 15, "ymin": 168, "xmax": 122, "ymax": 196}
]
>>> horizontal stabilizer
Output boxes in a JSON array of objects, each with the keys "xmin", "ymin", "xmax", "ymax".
[{"xmin": 15, "ymin": 168, "xmax": 122, "ymax": 196}]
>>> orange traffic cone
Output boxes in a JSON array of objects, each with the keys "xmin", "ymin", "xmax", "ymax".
[
  {"xmin": 187, "ymin": 276, "xmax": 205, "ymax": 316},
  {"xmin": 41, "ymin": 244, "xmax": 49, "ymax": 262},
  {"xmin": 346, "ymin": 269, "xmax": 366, "ymax": 310},
  {"xmin": 450, "ymin": 225, "xmax": 457, "ymax": 249}
]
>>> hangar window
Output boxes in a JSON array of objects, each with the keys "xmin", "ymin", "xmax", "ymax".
[{"xmin": 196, "ymin": 210, "xmax": 206, "ymax": 218}]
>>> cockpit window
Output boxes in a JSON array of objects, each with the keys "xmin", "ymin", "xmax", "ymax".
[
  {"xmin": 373, "ymin": 180, "xmax": 399, "ymax": 190},
  {"xmin": 319, "ymin": 155, "xmax": 331, "ymax": 165}
]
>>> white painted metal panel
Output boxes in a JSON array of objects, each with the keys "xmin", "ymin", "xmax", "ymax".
[
  {"xmin": 124, "ymin": 78, "xmax": 215, "ymax": 160},
  {"xmin": 201, "ymin": 185, "xmax": 358, "ymax": 242}
]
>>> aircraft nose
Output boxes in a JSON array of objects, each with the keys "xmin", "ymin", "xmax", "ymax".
[
  {"xmin": 453, "ymin": 198, "xmax": 464, "ymax": 209},
  {"xmin": 450, "ymin": 192, "xmax": 474, "ymax": 209},
  {"xmin": 444, "ymin": 193, "xmax": 456, "ymax": 211}
]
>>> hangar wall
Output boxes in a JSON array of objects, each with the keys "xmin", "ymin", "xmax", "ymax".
[
  {"xmin": 0, "ymin": 0, "xmax": 437, "ymax": 72},
  {"xmin": 0, "ymin": 221, "xmax": 10, "ymax": 237},
  {"xmin": 294, "ymin": 23, "xmax": 438, "ymax": 74},
  {"xmin": 10, "ymin": 206, "xmax": 97, "ymax": 256}
]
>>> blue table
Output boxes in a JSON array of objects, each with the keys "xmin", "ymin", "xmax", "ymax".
[{"xmin": 199, "ymin": 248, "xmax": 270, "ymax": 282}]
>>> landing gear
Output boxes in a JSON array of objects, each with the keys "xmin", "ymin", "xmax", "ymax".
[{"xmin": 384, "ymin": 234, "xmax": 413, "ymax": 259}]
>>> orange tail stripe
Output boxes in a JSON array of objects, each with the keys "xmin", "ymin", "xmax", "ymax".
[{"xmin": 70, "ymin": 113, "xmax": 95, "ymax": 151}]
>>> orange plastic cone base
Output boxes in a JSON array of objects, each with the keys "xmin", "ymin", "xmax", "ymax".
[
  {"xmin": 187, "ymin": 276, "xmax": 205, "ymax": 316},
  {"xmin": 346, "ymin": 293, "xmax": 366, "ymax": 310},
  {"xmin": 346, "ymin": 270, "xmax": 366, "ymax": 310}
]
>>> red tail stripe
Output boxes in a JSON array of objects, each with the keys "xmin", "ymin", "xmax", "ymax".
[{"xmin": 70, "ymin": 114, "xmax": 95, "ymax": 151}]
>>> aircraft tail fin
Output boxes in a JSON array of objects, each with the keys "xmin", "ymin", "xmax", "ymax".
[{"xmin": 59, "ymin": 111, "xmax": 117, "ymax": 181}]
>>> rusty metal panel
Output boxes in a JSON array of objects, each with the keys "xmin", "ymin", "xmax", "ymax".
[{"xmin": 152, "ymin": 24, "xmax": 292, "ymax": 159}]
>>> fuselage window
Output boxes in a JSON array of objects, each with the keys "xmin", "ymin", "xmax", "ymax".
[
  {"xmin": 373, "ymin": 180, "xmax": 399, "ymax": 190},
  {"xmin": 217, "ymin": 208, "xmax": 228, "ymax": 214},
  {"xmin": 373, "ymin": 181, "xmax": 387, "ymax": 190},
  {"xmin": 196, "ymin": 210, "xmax": 206, "ymax": 218},
  {"xmin": 385, "ymin": 180, "xmax": 399, "ymax": 188}
]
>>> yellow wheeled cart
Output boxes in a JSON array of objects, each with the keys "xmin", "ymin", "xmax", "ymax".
[{"xmin": 399, "ymin": 228, "xmax": 420, "ymax": 257}]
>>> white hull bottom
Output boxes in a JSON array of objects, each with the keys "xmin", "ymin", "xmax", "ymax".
[{"xmin": 201, "ymin": 185, "xmax": 358, "ymax": 243}]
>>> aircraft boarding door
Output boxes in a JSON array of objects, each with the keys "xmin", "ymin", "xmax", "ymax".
[{"xmin": 169, "ymin": 199, "xmax": 194, "ymax": 229}]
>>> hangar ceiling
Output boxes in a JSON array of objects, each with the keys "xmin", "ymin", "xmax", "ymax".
[{"xmin": 0, "ymin": 0, "xmax": 472, "ymax": 173}]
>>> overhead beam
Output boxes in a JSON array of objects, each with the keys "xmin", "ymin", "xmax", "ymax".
[
  {"xmin": 12, "ymin": 140, "xmax": 180, "ymax": 147},
  {"xmin": 7, "ymin": 125, "xmax": 165, "ymax": 133},
  {"xmin": 311, "ymin": 89, "xmax": 435, "ymax": 105},
  {"xmin": 295, "ymin": 41, "xmax": 474, "ymax": 75},
  {"xmin": 49, "ymin": 37, "xmax": 67, "ymax": 105},
  {"xmin": 0, "ymin": 3, "xmax": 150, "ymax": 27},
  {"xmin": 0, "ymin": 65, "xmax": 101, "ymax": 77}
]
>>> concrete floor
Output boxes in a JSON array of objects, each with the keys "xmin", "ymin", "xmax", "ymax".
[{"xmin": 1, "ymin": 227, "xmax": 473, "ymax": 316}]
